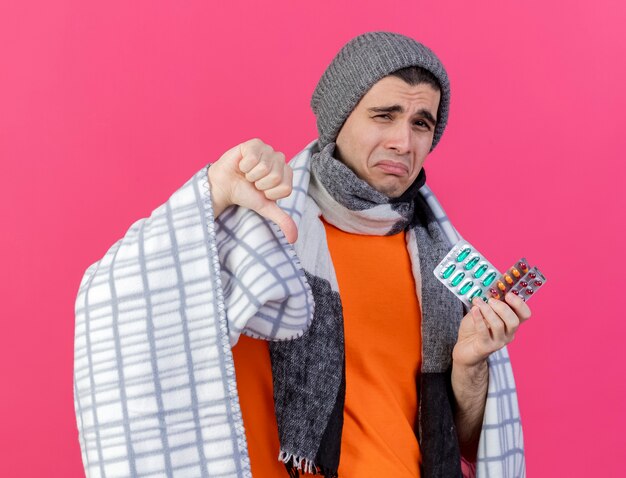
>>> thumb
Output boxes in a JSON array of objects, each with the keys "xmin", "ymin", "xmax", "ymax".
[{"xmin": 252, "ymin": 200, "xmax": 298, "ymax": 244}]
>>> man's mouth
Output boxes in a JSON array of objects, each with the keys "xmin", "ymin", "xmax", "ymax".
[{"xmin": 374, "ymin": 160, "xmax": 409, "ymax": 176}]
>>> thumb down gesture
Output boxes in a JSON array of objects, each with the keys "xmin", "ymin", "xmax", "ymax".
[{"xmin": 208, "ymin": 138, "xmax": 298, "ymax": 243}]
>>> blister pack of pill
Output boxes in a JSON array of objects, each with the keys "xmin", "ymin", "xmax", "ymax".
[
  {"xmin": 486, "ymin": 258, "xmax": 547, "ymax": 302},
  {"xmin": 433, "ymin": 241, "xmax": 501, "ymax": 308},
  {"xmin": 484, "ymin": 259, "xmax": 530, "ymax": 300},
  {"xmin": 434, "ymin": 241, "xmax": 547, "ymax": 308}
]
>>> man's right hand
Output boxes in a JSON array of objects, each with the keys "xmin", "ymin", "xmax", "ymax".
[{"xmin": 207, "ymin": 138, "xmax": 298, "ymax": 244}]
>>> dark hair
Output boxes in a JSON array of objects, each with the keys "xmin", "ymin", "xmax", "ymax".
[{"xmin": 390, "ymin": 66, "xmax": 441, "ymax": 93}]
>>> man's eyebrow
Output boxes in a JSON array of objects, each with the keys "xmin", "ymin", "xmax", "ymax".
[
  {"xmin": 367, "ymin": 105, "xmax": 437, "ymax": 126},
  {"xmin": 368, "ymin": 105, "xmax": 404, "ymax": 115}
]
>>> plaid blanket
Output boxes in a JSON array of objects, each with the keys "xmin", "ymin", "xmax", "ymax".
[{"xmin": 73, "ymin": 140, "xmax": 525, "ymax": 477}]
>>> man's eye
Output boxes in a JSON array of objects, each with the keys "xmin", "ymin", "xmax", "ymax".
[
  {"xmin": 414, "ymin": 120, "xmax": 430, "ymax": 130},
  {"xmin": 374, "ymin": 114, "xmax": 392, "ymax": 120}
]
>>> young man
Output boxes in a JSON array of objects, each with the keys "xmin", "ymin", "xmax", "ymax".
[{"xmin": 74, "ymin": 32, "xmax": 528, "ymax": 478}]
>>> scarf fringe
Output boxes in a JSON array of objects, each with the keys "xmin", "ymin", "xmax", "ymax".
[
  {"xmin": 279, "ymin": 450, "xmax": 316, "ymax": 475},
  {"xmin": 278, "ymin": 450, "xmax": 338, "ymax": 478}
]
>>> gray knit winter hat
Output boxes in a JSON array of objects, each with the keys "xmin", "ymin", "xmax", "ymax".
[{"xmin": 311, "ymin": 31, "xmax": 450, "ymax": 151}]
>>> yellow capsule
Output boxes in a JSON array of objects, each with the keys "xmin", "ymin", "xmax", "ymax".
[
  {"xmin": 505, "ymin": 274, "xmax": 513, "ymax": 285},
  {"xmin": 511, "ymin": 268, "xmax": 521, "ymax": 278},
  {"xmin": 497, "ymin": 281, "xmax": 506, "ymax": 291}
]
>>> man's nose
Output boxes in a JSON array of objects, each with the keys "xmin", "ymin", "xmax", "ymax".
[{"xmin": 384, "ymin": 121, "xmax": 412, "ymax": 154}]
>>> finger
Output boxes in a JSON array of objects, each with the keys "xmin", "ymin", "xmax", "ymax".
[
  {"xmin": 487, "ymin": 295, "xmax": 522, "ymax": 336},
  {"xmin": 264, "ymin": 183, "xmax": 293, "ymax": 201},
  {"xmin": 505, "ymin": 292, "xmax": 532, "ymax": 324},
  {"xmin": 472, "ymin": 297, "xmax": 506, "ymax": 342},
  {"xmin": 239, "ymin": 153, "xmax": 258, "ymax": 174},
  {"xmin": 483, "ymin": 298, "xmax": 519, "ymax": 341},
  {"xmin": 471, "ymin": 306, "xmax": 490, "ymax": 338},
  {"xmin": 244, "ymin": 154, "xmax": 272, "ymax": 182},
  {"xmin": 263, "ymin": 165, "xmax": 293, "ymax": 200},
  {"xmin": 217, "ymin": 143, "xmax": 245, "ymax": 168},
  {"xmin": 238, "ymin": 140, "xmax": 267, "ymax": 174},
  {"xmin": 254, "ymin": 159, "xmax": 284, "ymax": 191},
  {"xmin": 252, "ymin": 201, "xmax": 298, "ymax": 244}
]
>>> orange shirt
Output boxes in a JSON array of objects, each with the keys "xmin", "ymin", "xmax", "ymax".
[{"xmin": 232, "ymin": 218, "xmax": 423, "ymax": 477}]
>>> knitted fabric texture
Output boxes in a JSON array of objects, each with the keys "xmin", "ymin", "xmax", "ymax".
[{"xmin": 311, "ymin": 31, "xmax": 450, "ymax": 151}]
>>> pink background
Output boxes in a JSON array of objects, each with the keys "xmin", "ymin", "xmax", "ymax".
[{"xmin": 1, "ymin": 0, "xmax": 624, "ymax": 476}]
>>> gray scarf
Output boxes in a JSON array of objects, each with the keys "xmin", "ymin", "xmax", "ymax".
[{"xmin": 270, "ymin": 142, "xmax": 465, "ymax": 477}]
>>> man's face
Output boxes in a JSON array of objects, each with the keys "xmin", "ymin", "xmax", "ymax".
[{"xmin": 335, "ymin": 76, "xmax": 441, "ymax": 198}]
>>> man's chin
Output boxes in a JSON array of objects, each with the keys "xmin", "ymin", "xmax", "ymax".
[{"xmin": 370, "ymin": 181, "xmax": 408, "ymax": 199}]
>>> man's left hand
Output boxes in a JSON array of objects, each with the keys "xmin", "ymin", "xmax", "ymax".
[{"xmin": 452, "ymin": 293, "xmax": 532, "ymax": 368}]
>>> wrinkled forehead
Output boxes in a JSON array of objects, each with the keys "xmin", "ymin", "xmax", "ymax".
[{"xmin": 353, "ymin": 75, "xmax": 442, "ymax": 117}]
